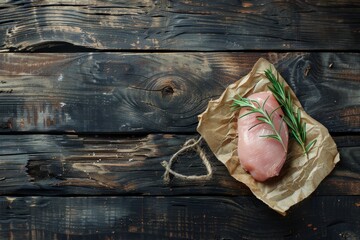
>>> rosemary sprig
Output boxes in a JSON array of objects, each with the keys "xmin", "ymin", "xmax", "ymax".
[
  {"xmin": 232, "ymin": 96, "xmax": 287, "ymax": 152},
  {"xmin": 264, "ymin": 69, "xmax": 316, "ymax": 155}
]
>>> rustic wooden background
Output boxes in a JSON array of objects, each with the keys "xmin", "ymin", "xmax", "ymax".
[{"xmin": 0, "ymin": 1, "xmax": 359, "ymax": 239}]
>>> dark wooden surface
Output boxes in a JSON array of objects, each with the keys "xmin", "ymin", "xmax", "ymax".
[
  {"xmin": 0, "ymin": 134, "xmax": 359, "ymax": 197},
  {"xmin": 0, "ymin": 196, "xmax": 359, "ymax": 240},
  {"xmin": 0, "ymin": 1, "xmax": 359, "ymax": 239},
  {"xmin": 0, "ymin": 52, "xmax": 359, "ymax": 133},
  {"xmin": 0, "ymin": 0, "xmax": 359, "ymax": 51}
]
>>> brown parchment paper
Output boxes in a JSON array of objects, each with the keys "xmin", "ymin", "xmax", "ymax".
[{"xmin": 197, "ymin": 58, "xmax": 340, "ymax": 214}]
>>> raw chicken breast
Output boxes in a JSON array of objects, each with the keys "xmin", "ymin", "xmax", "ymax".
[{"xmin": 237, "ymin": 92, "xmax": 289, "ymax": 181}]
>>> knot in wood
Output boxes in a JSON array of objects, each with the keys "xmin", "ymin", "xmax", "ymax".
[{"xmin": 161, "ymin": 86, "xmax": 174, "ymax": 97}]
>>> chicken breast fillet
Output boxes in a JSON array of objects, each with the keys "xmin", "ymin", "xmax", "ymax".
[{"xmin": 237, "ymin": 92, "xmax": 289, "ymax": 181}]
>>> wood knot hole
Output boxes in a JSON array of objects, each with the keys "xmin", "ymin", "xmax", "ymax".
[{"xmin": 161, "ymin": 86, "xmax": 174, "ymax": 97}]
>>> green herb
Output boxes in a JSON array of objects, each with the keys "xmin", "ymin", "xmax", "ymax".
[
  {"xmin": 232, "ymin": 96, "xmax": 287, "ymax": 152},
  {"xmin": 264, "ymin": 69, "xmax": 316, "ymax": 155}
]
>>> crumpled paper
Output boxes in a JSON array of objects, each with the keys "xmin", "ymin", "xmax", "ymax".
[{"xmin": 197, "ymin": 58, "xmax": 340, "ymax": 214}]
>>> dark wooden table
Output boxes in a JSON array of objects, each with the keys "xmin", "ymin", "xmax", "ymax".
[{"xmin": 0, "ymin": 1, "xmax": 359, "ymax": 239}]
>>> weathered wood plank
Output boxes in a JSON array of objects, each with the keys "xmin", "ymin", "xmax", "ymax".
[
  {"xmin": 0, "ymin": 196, "xmax": 359, "ymax": 239},
  {"xmin": 0, "ymin": 0, "xmax": 359, "ymax": 51},
  {"xmin": 0, "ymin": 134, "xmax": 358, "ymax": 196},
  {"xmin": 0, "ymin": 52, "xmax": 359, "ymax": 133}
]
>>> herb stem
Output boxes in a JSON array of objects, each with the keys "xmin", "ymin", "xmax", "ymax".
[
  {"xmin": 264, "ymin": 69, "xmax": 316, "ymax": 155},
  {"xmin": 232, "ymin": 96, "xmax": 287, "ymax": 152}
]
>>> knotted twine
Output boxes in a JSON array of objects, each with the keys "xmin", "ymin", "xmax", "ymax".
[{"xmin": 161, "ymin": 136, "xmax": 213, "ymax": 183}]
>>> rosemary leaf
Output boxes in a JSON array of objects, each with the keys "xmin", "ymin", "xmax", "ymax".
[
  {"xmin": 239, "ymin": 110, "xmax": 257, "ymax": 119},
  {"xmin": 260, "ymin": 134, "xmax": 281, "ymax": 141},
  {"xmin": 306, "ymin": 139, "xmax": 317, "ymax": 153}
]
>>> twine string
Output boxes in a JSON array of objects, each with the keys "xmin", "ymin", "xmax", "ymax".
[{"xmin": 161, "ymin": 136, "xmax": 213, "ymax": 183}]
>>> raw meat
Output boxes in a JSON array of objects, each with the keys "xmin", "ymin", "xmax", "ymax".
[{"xmin": 237, "ymin": 92, "xmax": 289, "ymax": 181}]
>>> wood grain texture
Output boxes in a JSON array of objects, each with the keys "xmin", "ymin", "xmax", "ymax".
[
  {"xmin": 0, "ymin": 0, "xmax": 359, "ymax": 51},
  {"xmin": 0, "ymin": 52, "xmax": 359, "ymax": 133},
  {"xmin": 0, "ymin": 134, "xmax": 358, "ymax": 196},
  {"xmin": 0, "ymin": 1, "xmax": 358, "ymax": 239},
  {"xmin": 0, "ymin": 196, "xmax": 359, "ymax": 239}
]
